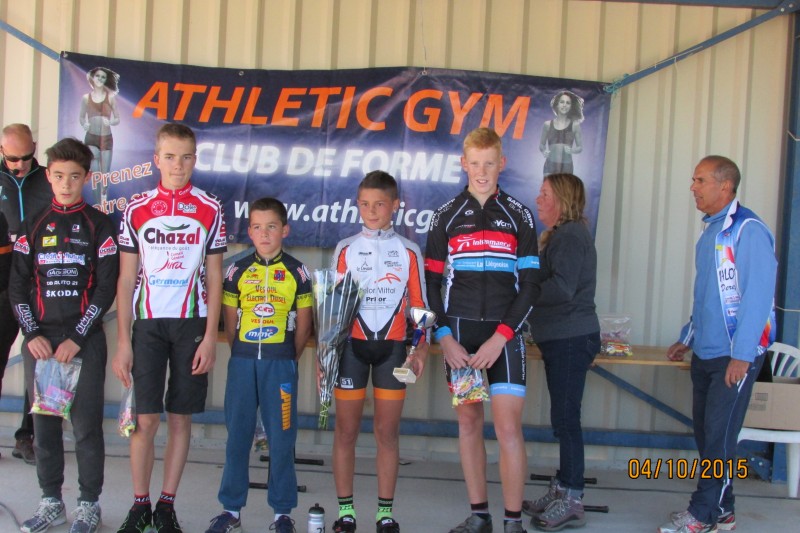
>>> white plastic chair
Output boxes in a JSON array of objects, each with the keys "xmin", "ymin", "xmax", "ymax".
[{"xmin": 737, "ymin": 341, "xmax": 800, "ymax": 498}]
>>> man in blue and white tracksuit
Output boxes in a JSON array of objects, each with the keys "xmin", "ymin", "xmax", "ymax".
[{"xmin": 659, "ymin": 156, "xmax": 777, "ymax": 533}]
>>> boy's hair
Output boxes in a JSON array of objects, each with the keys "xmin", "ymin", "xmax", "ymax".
[
  {"xmin": 463, "ymin": 128, "xmax": 503, "ymax": 156},
  {"xmin": 155, "ymin": 123, "xmax": 196, "ymax": 153},
  {"xmin": 45, "ymin": 138, "xmax": 94, "ymax": 173},
  {"xmin": 250, "ymin": 197, "xmax": 288, "ymax": 225},
  {"xmin": 358, "ymin": 170, "xmax": 398, "ymax": 200}
]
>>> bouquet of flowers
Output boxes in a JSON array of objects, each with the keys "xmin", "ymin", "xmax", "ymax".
[{"xmin": 312, "ymin": 269, "xmax": 364, "ymax": 429}]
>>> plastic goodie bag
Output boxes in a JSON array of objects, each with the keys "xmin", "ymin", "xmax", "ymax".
[
  {"xmin": 450, "ymin": 360, "xmax": 490, "ymax": 407},
  {"xmin": 118, "ymin": 381, "xmax": 136, "ymax": 437},
  {"xmin": 31, "ymin": 357, "xmax": 82, "ymax": 420},
  {"xmin": 599, "ymin": 314, "xmax": 634, "ymax": 357}
]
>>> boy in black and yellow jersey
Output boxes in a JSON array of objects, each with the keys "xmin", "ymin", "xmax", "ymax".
[{"xmin": 205, "ymin": 197, "xmax": 312, "ymax": 533}]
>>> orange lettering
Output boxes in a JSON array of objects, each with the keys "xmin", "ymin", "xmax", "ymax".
[
  {"xmin": 273, "ymin": 88, "xmax": 307, "ymax": 126},
  {"xmin": 480, "ymin": 95, "xmax": 530, "ymax": 139},
  {"xmin": 336, "ymin": 87, "xmax": 356, "ymax": 129},
  {"xmin": 309, "ymin": 87, "xmax": 342, "ymax": 128},
  {"xmin": 356, "ymin": 86, "xmax": 393, "ymax": 131},
  {"xmin": 133, "ymin": 82, "xmax": 170, "ymax": 119},
  {"xmin": 173, "ymin": 83, "xmax": 208, "ymax": 121},
  {"xmin": 200, "ymin": 86, "xmax": 244, "ymax": 123},
  {"xmin": 449, "ymin": 92, "xmax": 483, "ymax": 135},
  {"xmin": 241, "ymin": 87, "xmax": 268, "ymax": 125},
  {"xmin": 403, "ymin": 89, "xmax": 443, "ymax": 132}
]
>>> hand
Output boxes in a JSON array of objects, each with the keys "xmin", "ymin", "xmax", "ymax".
[
  {"xmin": 564, "ymin": 146, "xmax": 572, "ymax": 154},
  {"xmin": 543, "ymin": 149, "xmax": 551, "ymax": 157},
  {"xmin": 81, "ymin": 122, "xmax": 90, "ymax": 132},
  {"xmin": 407, "ymin": 340, "xmax": 430, "ymax": 378},
  {"xmin": 440, "ymin": 335, "xmax": 470, "ymax": 369},
  {"xmin": 54, "ymin": 338, "xmax": 81, "ymax": 363},
  {"xmin": 26, "ymin": 337, "xmax": 53, "ymax": 360},
  {"xmin": 470, "ymin": 332, "xmax": 506, "ymax": 369},
  {"xmin": 191, "ymin": 336, "xmax": 216, "ymax": 375},
  {"xmin": 102, "ymin": 117, "xmax": 111, "ymax": 127},
  {"xmin": 112, "ymin": 342, "xmax": 134, "ymax": 388},
  {"xmin": 666, "ymin": 342, "xmax": 690, "ymax": 361},
  {"xmin": 726, "ymin": 358, "xmax": 751, "ymax": 388}
]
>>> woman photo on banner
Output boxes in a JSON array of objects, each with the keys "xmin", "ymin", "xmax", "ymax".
[
  {"xmin": 78, "ymin": 66, "xmax": 120, "ymax": 206},
  {"xmin": 539, "ymin": 90, "xmax": 584, "ymax": 177}
]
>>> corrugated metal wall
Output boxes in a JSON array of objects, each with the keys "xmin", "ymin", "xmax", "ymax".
[{"xmin": 0, "ymin": 0, "xmax": 791, "ymax": 462}]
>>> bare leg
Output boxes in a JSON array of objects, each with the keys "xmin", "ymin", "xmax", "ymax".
[
  {"xmin": 333, "ymin": 398, "xmax": 366, "ymax": 498},
  {"xmin": 373, "ymin": 397, "xmax": 404, "ymax": 498},
  {"xmin": 161, "ymin": 413, "xmax": 192, "ymax": 495},
  {"xmin": 130, "ymin": 413, "xmax": 160, "ymax": 495},
  {"xmin": 491, "ymin": 395, "xmax": 526, "ymax": 512},
  {"xmin": 457, "ymin": 401, "xmax": 488, "ymax": 504}
]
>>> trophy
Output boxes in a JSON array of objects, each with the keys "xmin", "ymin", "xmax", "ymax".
[{"xmin": 393, "ymin": 307, "xmax": 437, "ymax": 384}]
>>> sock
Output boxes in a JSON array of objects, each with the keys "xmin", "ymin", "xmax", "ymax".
[
  {"xmin": 224, "ymin": 510, "xmax": 240, "ymax": 519},
  {"xmin": 274, "ymin": 513, "xmax": 288, "ymax": 522},
  {"xmin": 133, "ymin": 494, "xmax": 150, "ymax": 508},
  {"xmin": 471, "ymin": 501, "xmax": 490, "ymax": 521},
  {"xmin": 157, "ymin": 492, "xmax": 175, "ymax": 508},
  {"xmin": 376, "ymin": 497, "xmax": 394, "ymax": 521},
  {"xmin": 504, "ymin": 509, "xmax": 522, "ymax": 524},
  {"xmin": 338, "ymin": 495, "xmax": 355, "ymax": 518}
]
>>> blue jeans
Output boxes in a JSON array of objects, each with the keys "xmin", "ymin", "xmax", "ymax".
[
  {"xmin": 687, "ymin": 353, "xmax": 763, "ymax": 524},
  {"xmin": 218, "ymin": 356, "xmax": 298, "ymax": 515},
  {"xmin": 538, "ymin": 331, "xmax": 600, "ymax": 491}
]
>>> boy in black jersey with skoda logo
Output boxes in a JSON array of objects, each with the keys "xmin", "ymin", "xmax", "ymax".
[
  {"xmin": 10, "ymin": 138, "xmax": 119, "ymax": 533},
  {"xmin": 204, "ymin": 197, "xmax": 313, "ymax": 533}
]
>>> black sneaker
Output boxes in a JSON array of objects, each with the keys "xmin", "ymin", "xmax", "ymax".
[
  {"xmin": 116, "ymin": 505, "xmax": 152, "ymax": 533},
  {"xmin": 153, "ymin": 505, "xmax": 183, "ymax": 533},
  {"xmin": 377, "ymin": 517, "xmax": 400, "ymax": 532},
  {"xmin": 205, "ymin": 511, "xmax": 242, "ymax": 533},
  {"xmin": 333, "ymin": 515, "xmax": 357, "ymax": 532}
]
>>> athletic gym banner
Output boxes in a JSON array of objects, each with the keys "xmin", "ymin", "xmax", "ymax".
[{"xmin": 58, "ymin": 52, "xmax": 611, "ymax": 249}]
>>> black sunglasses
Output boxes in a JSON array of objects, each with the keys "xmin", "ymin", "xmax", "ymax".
[{"xmin": 2, "ymin": 150, "xmax": 35, "ymax": 163}]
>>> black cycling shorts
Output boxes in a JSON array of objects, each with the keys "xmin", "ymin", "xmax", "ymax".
[
  {"xmin": 444, "ymin": 317, "xmax": 526, "ymax": 397},
  {"xmin": 132, "ymin": 317, "xmax": 209, "ymax": 414},
  {"xmin": 334, "ymin": 338, "xmax": 407, "ymax": 401}
]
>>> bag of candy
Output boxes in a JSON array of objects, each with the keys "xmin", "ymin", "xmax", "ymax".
[
  {"xmin": 450, "ymin": 364, "xmax": 489, "ymax": 407},
  {"xmin": 599, "ymin": 314, "xmax": 634, "ymax": 357},
  {"xmin": 31, "ymin": 357, "xmax": 82, "ymax": 420},
  {"xmin": 118, "ymin": 381, "xmax": 136, "ymax": 437}
]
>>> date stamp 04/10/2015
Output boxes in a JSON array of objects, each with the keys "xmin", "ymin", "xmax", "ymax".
[{"xmin": 627, "ymin": 458, "xmax": 748, "ymax": 480}]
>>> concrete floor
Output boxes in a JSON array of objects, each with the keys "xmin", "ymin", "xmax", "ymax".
[{"xmin": 0, "ymin": 435, "xmax": 797, "ymax": 532}]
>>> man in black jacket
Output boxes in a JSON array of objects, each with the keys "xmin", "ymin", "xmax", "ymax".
[{"xmin": 0, "ymin": 123, "xmax": 52, "ymax": 464}]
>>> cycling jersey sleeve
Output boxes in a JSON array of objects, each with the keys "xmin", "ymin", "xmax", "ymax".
[
  {"xmin": 8, "ymin": 218, "xmax": 42, "ymax": 340},
  {"xmin": 498, "ymin": 203, "xmax": 541, "ymax": 338},
  {"xmin": 68, "ymin": 214, "xmax": 119, "ymax": 348},
  {"xmin": 424, "ymin": 204, "xmax": 453, "ymax": 340}
]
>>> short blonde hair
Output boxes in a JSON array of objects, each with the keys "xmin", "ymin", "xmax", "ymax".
[{"xmin": 463, "ymin": 128, "xmax": 502, "ymax": 156}]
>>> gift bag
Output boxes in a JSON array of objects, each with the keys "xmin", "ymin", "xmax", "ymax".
[
  {"xmin": 450, "ymin": 364, "xmax": 490, "ymax": 407},
  {"xmin": 118, "ymin": 381, "xmax": 136, "ymax": 437},
  {"xmin": 31, "ymin": 357, "xmax": 82, "ymax": 420},
  {"xmin": 599, "ymin": 314, "xmax": 634, "ymax": 357}
]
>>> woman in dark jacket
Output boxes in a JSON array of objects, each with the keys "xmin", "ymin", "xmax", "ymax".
[{"xmin": 524, "ymin": 173, "xmax": 599, "ymax": 532}]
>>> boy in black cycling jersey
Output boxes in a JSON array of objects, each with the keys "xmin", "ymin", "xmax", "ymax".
[
  {"xmin": 329, "ymin": 171, "xmax": 428, "ymax": 533},
  {"xmin": 204, "ymin": 197, "xmax": 313, "ymax": 533},
  {"xmin": 10, "ymin": 138, "xmax": 119, "ymax": 533},
  {"xmin": 425, "ymin": 128, "xmax": 540, "ymax": 533}
]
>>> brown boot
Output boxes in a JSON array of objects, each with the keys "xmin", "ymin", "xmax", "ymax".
[{"xmin": 12, "ymin": 434, "xmax": 36, "ymax": 464}]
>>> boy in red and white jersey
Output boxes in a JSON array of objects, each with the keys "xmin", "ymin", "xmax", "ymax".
[{"xmin": 112, "ymin": 123, "xmax": 226, "ymax": 533}]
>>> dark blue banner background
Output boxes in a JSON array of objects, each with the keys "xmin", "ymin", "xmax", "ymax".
[{"xmin": 58, "ymin": 52, "xmax": 611, "ymax": 249}]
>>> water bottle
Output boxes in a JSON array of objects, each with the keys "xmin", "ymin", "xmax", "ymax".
[{"xmin": 307, "ymin": 503, "xmax": 325, "ymax": 533}]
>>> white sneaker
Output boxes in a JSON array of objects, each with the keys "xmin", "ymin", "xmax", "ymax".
[
  {"xmin": 70, "ymin": 501, "xmax": 101, "ymax": 533},
  {"xmin": 20, "ymin": 497, "xmax": 66, "ymax": 533}
]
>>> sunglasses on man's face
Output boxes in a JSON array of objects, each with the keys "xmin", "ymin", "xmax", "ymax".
[{"xmin": 2, "ymin": 151, "xmax": 35, "ymax": 163}]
